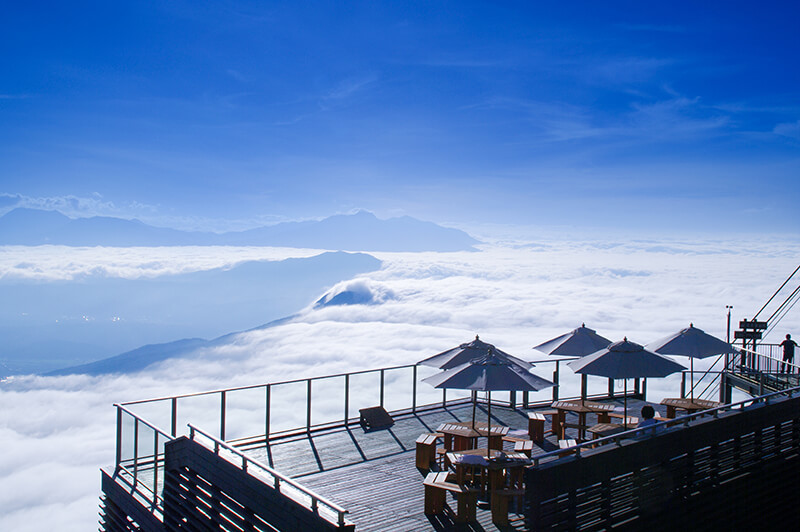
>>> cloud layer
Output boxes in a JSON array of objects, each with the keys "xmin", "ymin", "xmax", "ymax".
[{"xmin": 1, "ymin": 236, "xmax": 798, "ymax": 530}]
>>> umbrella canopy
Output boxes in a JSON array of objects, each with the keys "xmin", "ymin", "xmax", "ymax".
[
  {"xmin": 647, "ymin": 323, "xmax": 738, "ymax": 401},
  {"xmin": 647, "ymin": 323, "xmax": 738, "ymax": 359},
  {"xmin": 418, "ymin": 335, "xmax": 532, "ymax": 370},
  {"xmin": 533, "ymin": 323, "xmax": 612, "ymax": 357},
  {"xmin": 423, "ymin": 353, "xmax": 554, "ymax": 435},
  {"xmin": 568, "ymin": 337, "xmax": 685, "ymax": 428},
  {"xmin": 422, "ymin": 353, "xmax": 554, "ymax": 391},
  {"xmin": 568, "ymin": 337, "xmax": 685, "ymax": 379}
]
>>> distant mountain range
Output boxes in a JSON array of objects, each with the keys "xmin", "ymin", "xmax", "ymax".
[
  {"xmin": 46, "ymin": 275, "xmax": 384, "ymax": 376},
  {"xmin": 0, "ymin": 208, "xmax": 479, "ymax": 251},
  {"xmin": 1, "ymin": 251, "xmax": 382, "ymax": 377}
]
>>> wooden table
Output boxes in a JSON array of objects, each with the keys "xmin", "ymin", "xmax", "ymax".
[
  {"xmin": 437, "ymin": 421, "xmax": 509, "ymax": 451},
  {"xmin": 587, "ymin": 423, "xmax": 626, "ymax": 440},
  {"xmin": 447, "ymin": 448, "xmax": 530, "ymax": 525},
  {"xmin": 661, "ymin": 398, "xmax": 722, "ymax": 418},
  {"xmin": 551, "ymin": 400, "xmax": 616, "ymax": 440}
]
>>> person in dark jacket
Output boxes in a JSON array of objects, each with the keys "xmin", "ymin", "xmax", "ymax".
[{"xmin": 780, "ymin": 333, "xmax": 798, "ymax": 373}]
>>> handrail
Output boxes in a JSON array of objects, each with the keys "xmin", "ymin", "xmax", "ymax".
[
  {"xmin": 530, "ymin": 384, "xmax": 800, "ymax": 467},
  {"xmin": 120, "ymin": 358, "xmax": 566, "ymax": 406},
  {"xmin": 188, "ymin": 424, "xmax": 350, "ymax": 528},
  {"xmin": 119, "ymin": 363, "xmax": 422, "ymax": 405},
  {"xmin": 736, "ymin": 346, "xmax": 800, "ymax": 372},
  {"xmin": 115, "ymin": 403, "xmax": 175, "ymax": 441}
]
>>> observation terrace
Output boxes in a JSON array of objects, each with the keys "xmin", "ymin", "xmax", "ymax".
[{"xmin": 99, "ymin": 344, "xmax": 800, "ymax": 531}]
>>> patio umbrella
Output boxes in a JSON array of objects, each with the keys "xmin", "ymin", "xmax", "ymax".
[
  {"xmin": 568, "ymin": 338, "xmax": 685, "ymax": 428},
  {"xmin": 418, "ymin": 335, "xmax": 532, "ymax": 371},
  {"xmin": 533, "ymin": 324, "xmax": 613, "ymax": 403},
  {"xmin": 422, "ymin": 353, "xmax": 554, "ymax": 435},
  {"xmin": 533, "ymin": 323, "xmax": 612, "ymax": 357},
  {"xmin": 647, "ymin": 323, "xmax": 738, "ymax": 401}
]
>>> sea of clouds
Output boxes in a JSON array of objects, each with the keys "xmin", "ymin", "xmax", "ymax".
[{"xmin": 1, "ymin": 235, "xmax": 798, "ymax": 531}]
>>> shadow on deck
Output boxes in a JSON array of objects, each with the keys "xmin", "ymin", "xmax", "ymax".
[{"xmin": 234, "ymin": 398, "xmax": 659, "ymax": 531}]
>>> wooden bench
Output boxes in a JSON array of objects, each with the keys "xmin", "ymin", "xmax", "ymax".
[
  {"xmin": 558, "ymin": 439, "xmax": 577, "ymax": 457},
  {"xmin": 527, "ymin": 412, "xmax": 545, "ymax": 442},
  {"xmin": 416, "ymin": 433, "xmax": 441, "ymax": 470},
  {"xmin": 541, "ymin": 409, "xmax": 563, "ymax": 436},
  {"xmin": 491, "ymin": 489, "xmax": 526, "ymax": 525},
  {"xmin": 514, "ymin": 439, "xmax": 534, "ymax": 457},
  {"xmin": 423, "ymin": 472, "xmax": 478, "ymax": 523},
  {"xmin": 607, "ymin": 413, "xmax": 639, "ymax": 425},
  {"xmin": 358, "ymin": 406, "xmax": 394, "ymax": 432}
]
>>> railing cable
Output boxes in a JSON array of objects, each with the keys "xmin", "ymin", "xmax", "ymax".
[
  {"xmin": 754, "ymin": 264, "xmax": 800, "ymax": 320},
  {"xmin": 765, "ymin": 284, "xmax": 800, "ymax": 338}
]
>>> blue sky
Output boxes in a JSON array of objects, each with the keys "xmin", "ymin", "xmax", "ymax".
[{"xmin": 1, "ymin": 1, "xmax": 798, "ymax": 234}]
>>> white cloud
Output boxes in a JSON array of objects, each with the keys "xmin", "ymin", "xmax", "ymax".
[
  {"xmin": 0, "ymin": 245, "xmax": 323, "ymax": 281},
  {"xmin": 773, "ymin": 119, "xmax": 800, "ymax": 140},
  {"xmin": 1, "ymin": 237, "xmax": 798, "ymax": 529}
]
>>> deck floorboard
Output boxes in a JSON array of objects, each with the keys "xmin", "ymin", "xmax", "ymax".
[{"xmin": 240, "ymin": 398, "xmax": 664, "ymax": 531}]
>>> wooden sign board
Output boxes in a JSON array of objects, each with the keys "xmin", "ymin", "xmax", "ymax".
[
  {"xmin": 738, "ymin": 320, "xmax": 768, "ymax": 330},
  {"xmin": 734, "ymin": 330, "xmax": 763, "ymax": 340}
]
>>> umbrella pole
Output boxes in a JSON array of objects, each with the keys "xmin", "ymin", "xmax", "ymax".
[
  {"xmin": 581, "ymin": 374, "xmax": 587, "ymax": 406},
  {"xmin": 487, "ymin": 391, "xmax": 492, "ymax": 453},
  {"xmin": 471, "ymin": 391, "xmax": 476, "ymax": 430},
  {"xmin": 624, "ymin": 380, "xmax": 628, "ymax": 429},
  {"xmin": 690, "ymin": 359, "xmax": 694, "ymax": 402}
]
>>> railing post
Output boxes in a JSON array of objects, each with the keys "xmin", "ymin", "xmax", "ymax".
[
  {"xmin": 133, "ymin": 417, "xmax": 139, "ymax": 479},
  {"xmin": 152, "ymin": 431, "xmax": 159, "ymax": 510},
  {"xmin": 171, "ymin": 397, "xmax": 177, "ymax": 437},
  {"xmin": 344, "ymin": 374, "xmax": 350, "ymax": 426},
  {"xmin": 412, "ymin": 365, "xmax": 417, "ymax": 413},
  {"xmin": 265, "ymin": 384, "xmax": 271, "ymax": 441},
  {"xmin": 307, "ymin": 379, "xmax": 312, "ymax": 433},
  {"xmin": 115, "ymin": 406, "xmax": 122, "ymax": 468},
  {"xmin": 380, "ymin": 369, "xmax": 385, "ymax": 408},
  {"xmin": 553, "ymin": 361, "xmax": 560, "ymax": 401},
  {"xmin": 220, "ymin": 390, "xmax": 227, "ymax": 441}
]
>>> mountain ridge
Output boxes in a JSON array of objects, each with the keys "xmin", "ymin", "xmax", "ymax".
[{"xmin": 0, "ymin": 208, "xmax": 479, "ymax": 251}]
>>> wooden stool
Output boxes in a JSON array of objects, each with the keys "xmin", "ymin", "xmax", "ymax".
[
  {"xmin": 527, "ymin": 412, "xmax": 545, "ymax": 442},
  {"xmin": 514, "ymin": 439, "xmax": 534, "ymax": 458},
  {"xmin": 491, "ymin": 489, "xmax": 526, "ymax": 525},
  {"xmin": 423, "ymin": 472, "xmax": 478, "ymax": 523},
  {"xmin": 416, "ymin": 433, "xmax": 439, "ymax": 470}
]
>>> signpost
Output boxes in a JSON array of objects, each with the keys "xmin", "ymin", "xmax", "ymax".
[{"xmin": 734, "ymin": 319, "xmax": 768, "ymax": 367}]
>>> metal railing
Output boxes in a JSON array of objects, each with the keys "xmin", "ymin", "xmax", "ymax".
[
  {"xmin": 530, "ymin": 383, "xmax": 800, "ymax": 467},
  {"xmin": 188, "ymin": 424, "xmax": 350, "ymax": 528},
  {"xmin": 109, "ymin": 355, "xmax": 634, "ymax": 525},
  {"xmin": 118, "ymin": 359, "xmax": 571, "ymax": 443},
  {"xmin": 114, "ymin": 404, "xmax": 174, "ymax": 511},
  {"xmin": 732, "ymin": 344, "xmax": 798, "ymax": 373}
]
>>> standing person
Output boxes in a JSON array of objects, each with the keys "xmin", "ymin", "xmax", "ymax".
[{"xmin": 780, "ymin": 334, "xmax": 798, "ymax": 373}]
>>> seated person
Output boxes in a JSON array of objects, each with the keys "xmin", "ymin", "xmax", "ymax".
[{"xmin": 636, "ymin": 405, "xmax": 664, "ymax": 435}]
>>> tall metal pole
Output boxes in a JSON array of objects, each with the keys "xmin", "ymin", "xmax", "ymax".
[{"xmin": 726, "ymin": 305, "xmax": 733, "ymax": 343}]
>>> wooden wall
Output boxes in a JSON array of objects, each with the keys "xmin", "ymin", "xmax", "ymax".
[{"xmin": 525, "ymin": 394, "xmax": 800, "ymax": 530}]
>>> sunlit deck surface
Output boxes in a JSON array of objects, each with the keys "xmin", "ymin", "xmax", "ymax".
[{"xmin": 235, "ymin": 397, "xmax": 662, "ymax": 531}]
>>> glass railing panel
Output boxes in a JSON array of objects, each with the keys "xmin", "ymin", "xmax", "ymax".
[
  {"xmin": 309, "ymin": 375, "xmax": 345, "ymax": 426},
  {"xmin": 268, "ymin": 380, "xmax": 307, "ymax": 434},
  {"xmin": 224, "ymin": 386, "xmax": 268, "ymax": 441}
]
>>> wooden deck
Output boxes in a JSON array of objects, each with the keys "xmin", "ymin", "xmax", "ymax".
[{"xmin": 238, "ymin": 398, "xmax": 662, "ymax": 531}]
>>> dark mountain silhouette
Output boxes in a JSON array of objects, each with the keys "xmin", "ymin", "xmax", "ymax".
[
  {"xmin": 2, "ymin": 251, "xmax": 382, "ymax": 377},
  {"xmin": 45, "ymin": 338, "xmax": 209, "ymax": 376},
  {"xmin": 0, "ymin": 208, "xmax": 479, "ymax": 251}
]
